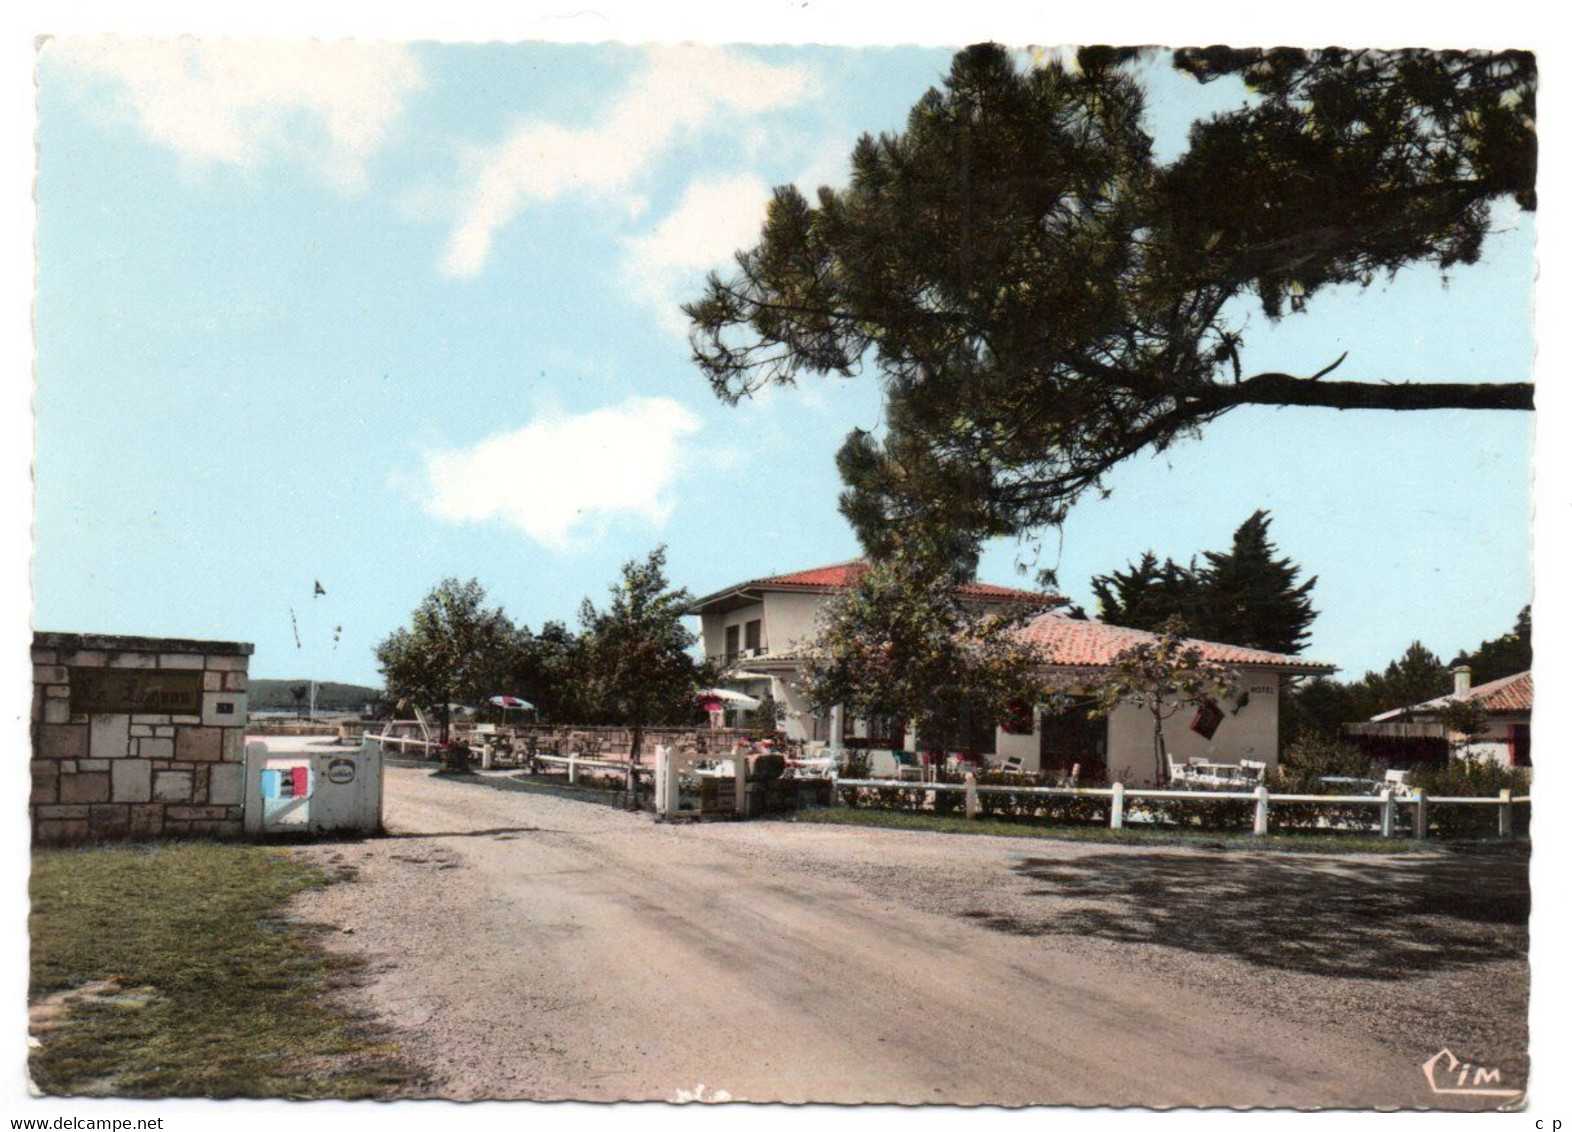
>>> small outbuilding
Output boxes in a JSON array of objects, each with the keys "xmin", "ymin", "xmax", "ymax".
[{"xmin": 1362, "ymin": 666, "xmax": 1532, "ymax": 769}]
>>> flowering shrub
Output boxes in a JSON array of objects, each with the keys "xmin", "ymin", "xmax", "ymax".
[{"xmin": 438, "ymin": 739, "xmax": 474, "ymax": 774}]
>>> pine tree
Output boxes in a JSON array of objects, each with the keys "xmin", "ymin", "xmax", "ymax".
[
  {"xmin": 1091, "ymin": 510, "xmax": 1317, "ymax": 653},
  {"xmin": 1364, "ymin": 642, "xmax": 1450, "ymax": 718},
  {"xmin": 1460, "ymin": 605, "xmax": 1531, "ymax": 684},
  {"xmin": 1193, "ymin": 510, "xmax": 1318, "ymax": 654},
  {"xmin": 1090, "ymin": 552, "xmax": 1200, "ymax": 634}
]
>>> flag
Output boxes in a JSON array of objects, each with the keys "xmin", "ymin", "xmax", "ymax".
[
  {"xmin": 1190, "ymin": 699, "xmax": 1224, "ymax": 741},
  {"xmin": 314, "ymin": 580, "xmax": 326, "ymax": 597}
]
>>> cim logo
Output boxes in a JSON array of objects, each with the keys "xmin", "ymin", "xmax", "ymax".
[{"xmin": 1422, "ymin": 1048, "xmax": 1522, "ymax": 1099}]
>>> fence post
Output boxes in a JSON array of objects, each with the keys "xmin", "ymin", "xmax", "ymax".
[
  {"xmin": 1413, "ymin": 788, "xmax": 1428, "ymax": 841},
  {"xmin": 1110, "ymin": 782, "xmax": 1125, "ymax": 829},
  {"xmin": 568, "ymin": 752, "xmax": 578, "ymax": 786},
  {"xmin": 1253, "ymin": 784, "xmax": 1269, "ymax": 837},
  {"xmin": 964, "ymin": 772, "xmax": 979, "ymax": 820},
  {"xmin": 1380, "ymin": 789, "xmax": 1395, "ymax": 838},
  {"xmin": 1499, "ymin": 787, "xmax": 1513, "ymax": 839},
  {"xmin": 735, "ymin": 753, "xmax": 749, "ymax": 818}
]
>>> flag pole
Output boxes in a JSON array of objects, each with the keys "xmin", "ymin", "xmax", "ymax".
[{"xmin": 310, "ymin": 580, "xmax": 326, "ymax": 722}]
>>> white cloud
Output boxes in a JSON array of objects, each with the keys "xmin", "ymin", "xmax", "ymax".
[
  {"xmin": 420, "ymin": 397, "xmax": 702, "ymax": 549},
  {"xmin": 442, "ymin": 45, "xmax": 812, "ymax": 276},
  {"xmin": 47, "ymin": 37, "xmax": 423, "ymax": 192},
  {"xmin": 624, "ymin": 173, "xmax": 773, "ymax": 336}
]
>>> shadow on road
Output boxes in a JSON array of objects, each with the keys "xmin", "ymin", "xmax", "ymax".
[
  {"xmin": 961, "ymin": 846, "xmax": 1528, "ymax": 980},
  {"xmin": 381, "ymin": 826, "xmax": 570, "ymax": 840}
]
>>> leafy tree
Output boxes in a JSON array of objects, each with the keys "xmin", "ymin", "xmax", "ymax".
[
  {"xmin": 1088, "ymin": 619, "xmax": 1239, "ymax": 785},
  {"xmin": 1092, "ymin": 511, "xmax": 1317, "ymax": 653},
  {"xmin": 289, "ymin": 684, "xmax": 309, "ymax": 718},
  {"xmin": 374, "ymin": 578, "xmax": 524, "ymax": 743},
  {"xmin": 1439, "ymin": 696, "xmax": 1490, "ymax": 760},
  {"xmin": 687, "ymin": 44, "xmax": 1534, "ymax": 552},
  {"xmin": 748, "ymin": 692, "xmax": 785, "ymax": 744},
  {"xmin": 1280, "ymin": 674, "xmax": 1364, "ymax": 744},
  {"xmin": 576, "ymin": 547, "xmax": 710, "ymax": 762},
  {"xmin": 802, "ymin": 533, "xmax": 1049, "ymax": 756},
  {"xmin": 507, "ymin": 620, "xmax": 595, "ymax": 725}
]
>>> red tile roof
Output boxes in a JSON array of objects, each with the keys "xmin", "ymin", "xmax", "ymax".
[
  {"xmin": 1475, "ymin": 671, "xmax": 1534, "ymax": 713},
  {"xmin": 691, "ymin": 559, "xmax": 1061, "ymax": 610},
  {"xmin": 1373, "ymin": 670, "xmax": 1533, "ymax": 719},
  {"xmin": 1017, "ymin": 612, "xmax": 1336, "ymax": 672}
]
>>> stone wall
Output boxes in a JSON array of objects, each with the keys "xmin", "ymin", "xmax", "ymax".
[{"xmin": 31, "ymin": 632, "xmax": 253, "ymax": 845}]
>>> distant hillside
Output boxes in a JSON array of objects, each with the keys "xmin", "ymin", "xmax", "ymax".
[{"xmin": 249, "ymin": 679, "xmax": 382, "ymax": 713}]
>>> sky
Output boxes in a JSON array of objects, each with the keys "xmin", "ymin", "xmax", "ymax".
[{"xmin": 32, "ymin": 39, "xmax": 1536, "ymax": 688}]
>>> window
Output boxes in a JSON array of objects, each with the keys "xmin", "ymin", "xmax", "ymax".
[
  {"xmin": 744, "ymin": 619, "xmax": 762, "ymax": 653},
  {"xmin": 724, "ymin": 625, "xmax": 740, "ymax": 660},
  {"xmin": 1508, "ymin": 723, "xmax": 1531, "ymax": 767},
  {"xmin": 866, "ymin": 716, "xmax": 906, "ymax": 749}
]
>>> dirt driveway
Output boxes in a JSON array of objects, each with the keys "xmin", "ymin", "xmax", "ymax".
[{"xmin": 292, "ymin": 767, "xmax": 1529, "ymax": 1108}]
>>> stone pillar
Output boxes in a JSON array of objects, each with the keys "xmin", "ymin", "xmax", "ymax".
[{"xmin": 32, "ymin": 632, "xmax": 252, "ymax": 845}]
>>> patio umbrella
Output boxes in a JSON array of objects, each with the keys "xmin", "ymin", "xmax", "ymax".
[
  {"xmin": 697, "ymin": 688, "xmax": 761, "ymax": 710},
  {"xmin": 488, "ymin": 694, "xmax": 534, "ymax": 721}
]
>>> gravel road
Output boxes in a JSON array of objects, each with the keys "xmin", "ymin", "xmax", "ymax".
[{"xmin": 291, "ymin": 767, "xmax": 1528, "ymax": 1108}]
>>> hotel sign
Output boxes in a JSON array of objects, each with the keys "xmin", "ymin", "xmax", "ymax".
[{"xmin": 69, "ymin": 668, "xmax": 204, "ymax": 715}]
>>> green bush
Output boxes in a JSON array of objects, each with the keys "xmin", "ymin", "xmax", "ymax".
[
  {"xmin": 437, "ymin": 739, "xmax": 474, "ymax": 774},
  {"xmin": 1275, "ymin": 734, "xmax": 1370, "ymax": 793},
  {"xmin": 840, "ymin": 749, "xmax": 872, "ymax": 778},
  {"xmin": 1412, "ymin": 759, "xmax": 1531, "ymax": 839},
  {"xmin": 1411, "ymin": 758, "xmax": 1531, "ymax": 797}
]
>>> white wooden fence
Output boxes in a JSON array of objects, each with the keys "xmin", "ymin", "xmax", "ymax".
[
  {"xmin": 533, "ymin": 752, "xmax": 636, "ymax": 786},
  {"xmin": 833, "ymin": 777, "xmax": 1530, "ymax": 840}
]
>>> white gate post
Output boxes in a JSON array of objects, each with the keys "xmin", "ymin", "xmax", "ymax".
[
  {"xmin": 1380, "ymin": 789, "xmax": 1395, "ymax": 838},
  {"xmin": 1413, "ymin": 788, "xmax": 1429, "ymax": 841},
  {"xmin": 243, "ymin": 741, "xmax": 268, "ymax": 835},
  {"xmin": 568, "ymin": 752, "xmax": 578, "ymax": 785},
  {"xmin": 1253, "ymin": 784, "xmax": 1270, "ymax": 837},
  {"xmin": 964, "ymin": 772, "xmax": 979, "ymax": 820},
  {"xmin": 735, "ymin": 752, "xmax": 749, "ymax": 817},
  {"xmin": 653, "ymin": 745, "xmax": 673, "ymax": 817},
  {"xmin": 1499, "ymin": 787, "xmax": 1513, "ymax": 839},
  {"xmin": 1110, "ymin": 782, "xmax": 1125, "ymax": 829}
]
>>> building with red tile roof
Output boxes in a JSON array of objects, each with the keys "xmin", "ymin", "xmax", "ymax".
[
  {"xmin": 1018, "ymin": 612, "xmax": 1335, "ymax": 674},
  {"xmin": 1366, "ymin": 668, "xmax": 1531, "ymax": 768},
  {"xmin": 686, "ymin": 561, "xmax": 1337, "ymax": 785},
  {"xmin": 686, "ymin": 558, "xmax": 1060, "ymax": 616}
]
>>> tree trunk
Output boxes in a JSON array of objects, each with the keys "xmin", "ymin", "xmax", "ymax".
[
  {"xmin": 1208, "ymin": 374, "xmax": 1533, "ymax": 413},
  {"xmin": 1153, "ymin": 711, "xmax": 1167, "ymax": 786}
]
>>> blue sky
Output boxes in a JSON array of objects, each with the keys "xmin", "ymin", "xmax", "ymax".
[{"xmin": 33, "ymin": 40, "xmax": 1535, "ymax": 687}]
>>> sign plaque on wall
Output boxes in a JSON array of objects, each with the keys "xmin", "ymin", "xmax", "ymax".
[{"xmin": 69, "ymin": 668, "xmax": 204, "ymax": 715}]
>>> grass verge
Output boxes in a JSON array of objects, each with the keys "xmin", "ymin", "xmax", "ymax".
[
  {"xmin": 30, "ymin": 841, "xmax": 416, "ymax": 1098},
  {"xmin": 785, "ymin": 807, "xmax": 1426, "ymax": 853}
]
